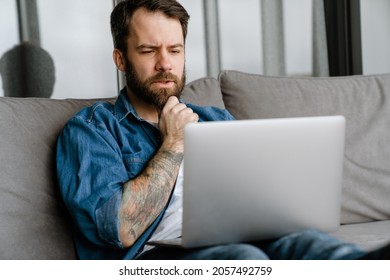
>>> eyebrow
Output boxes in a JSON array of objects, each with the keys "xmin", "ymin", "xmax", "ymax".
[{"xmin": 136, "ymin": 43, "xmax": 184, "ymax": 50}]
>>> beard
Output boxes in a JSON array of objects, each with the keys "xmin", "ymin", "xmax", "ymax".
[{"xmin": 124, "ymin": 59, "xmax": 186, "ymax": 111}]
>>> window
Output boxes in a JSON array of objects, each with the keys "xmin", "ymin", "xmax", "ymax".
[
  {"xmin": 219, "ymin": 0, "xmax": 263, "ymax": 75},
  {"xmin": 0, "ymin": 0, "xmax": 19, "ymax": 97},
  {"xmin": 38, "ymin": 0, "xmax": 117, "ymax": 99},
  {"xmin": 361, "ymin": 0, "xmax": 390, "ymax": 75}
]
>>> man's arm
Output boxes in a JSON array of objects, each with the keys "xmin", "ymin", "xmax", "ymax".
[
  {"xmin": 118, "ymin": 97, "xmax": 198, "ymax": 248},
  {"xmin": 119, "ymin": 147, "xmax": 182, "ymax": 247}
]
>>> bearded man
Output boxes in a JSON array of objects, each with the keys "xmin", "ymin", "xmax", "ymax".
[{"xmin": 56, "ymin": 0, "xmax": 390, "ymax": 260}]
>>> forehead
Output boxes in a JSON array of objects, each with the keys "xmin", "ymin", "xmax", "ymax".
[{"xmin": 129, "ymin": 8, "xmax": 184, "ymax": 45}]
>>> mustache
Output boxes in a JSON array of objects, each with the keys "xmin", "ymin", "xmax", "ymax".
[{"xmin": 146, "ymin": 72, "xmax": 180, "ymax": 84}]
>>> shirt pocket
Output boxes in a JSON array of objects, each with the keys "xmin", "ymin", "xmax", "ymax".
[{"xmin": 123, "ymin": 153, "xmax": 149, "ymax": 178}]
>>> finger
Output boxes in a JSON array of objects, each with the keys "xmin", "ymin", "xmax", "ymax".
[
  {"xmin": 160, "ymin": 97, "xmax": 180, "ymax": 117},
  {"xmin": 163, "ymin": 96, "xmax": 180, "ymax": 111},
  {"xmin": 193, "ymin": 113, "xmax": 199, "ymax": 123},
  {"xmin": 171, "ymin": 103, "xmax": 188, "ymax": 114},
  {"xmin": 186, "ymin": 111, "xmax": 198, "ymax": 123},
  {"xmin": 178, "ymin": 108, "xmax": 198, "ymax": 124}
]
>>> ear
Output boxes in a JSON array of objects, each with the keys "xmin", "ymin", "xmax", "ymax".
[{"xmin": 113, "ymin": 49, "xmax": 126, "ymax": 72}]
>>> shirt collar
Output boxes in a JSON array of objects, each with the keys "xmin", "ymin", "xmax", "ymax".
[{"xmin": 114, "ymin": 87, "xmax": 141, "ymax": 122}]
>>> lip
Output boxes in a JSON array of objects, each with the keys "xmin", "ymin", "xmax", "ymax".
[
  {"xmin": 154, "ymin": 79, "xmax": 174, "ymax": 83},
  {"xmin": 152, "ymin": 80, "xmax": 175, "ymax": 88}
]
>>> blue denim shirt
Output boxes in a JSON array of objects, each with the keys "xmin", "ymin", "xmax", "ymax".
[{"xmin": 56, "ymin": 89, "xmax": 235, "ymax": 259}]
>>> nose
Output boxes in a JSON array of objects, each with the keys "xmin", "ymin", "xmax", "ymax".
[{"xmin": 155, "ymin": 50, "xmax": 172, "ymax": 72}]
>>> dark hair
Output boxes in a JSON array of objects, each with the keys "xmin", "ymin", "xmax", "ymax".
[{"xmin": 110, "ymin": 0, "xmax": 190, "ymax": 53}]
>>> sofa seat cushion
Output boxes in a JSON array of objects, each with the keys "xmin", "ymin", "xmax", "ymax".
[
  {"xmin": 331, "ymin": 220, "xmax": 390, "ymax": 252},
  {"xmin": 219, "ymin": 70, "xmax": 390, "ymax": 225}
]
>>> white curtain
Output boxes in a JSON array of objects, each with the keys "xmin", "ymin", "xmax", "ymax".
[
  {"xmin": 261, "ymin": 0, "xmax": 286, "ymax": 76},
  {"xmin": 312, "ymin": 0, "xmax": 329, "ymax": 76}
]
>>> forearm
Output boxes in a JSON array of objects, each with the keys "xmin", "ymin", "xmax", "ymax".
[{"xmin": 118, "ymin": 147, "xmax": 183, "ymax": 247}]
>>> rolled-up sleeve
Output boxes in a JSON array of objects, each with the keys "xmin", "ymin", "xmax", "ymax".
[{"xmin": 95, "ymin": 189, "xmax": 123, "ymax": 247}]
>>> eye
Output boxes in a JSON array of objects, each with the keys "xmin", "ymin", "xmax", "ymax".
[
  {"xmin": 170, "ymin": 49, "xmax": 181, "ymax": 54},
  {"xmin": 141, "ymin": 50, "xmax": 154, "ymax": 54}
]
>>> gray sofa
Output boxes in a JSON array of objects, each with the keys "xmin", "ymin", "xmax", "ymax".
[{"xmin": 1, "ymin": 70, "xmax": 390, "ymax": 259}]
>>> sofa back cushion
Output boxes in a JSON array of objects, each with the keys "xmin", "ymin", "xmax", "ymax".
[
  {"xmin": 181, "ymin": 76, "xmax": 225, "ymax": 108},
  {"xmin": 0, "ymin": 97, "xmax": 114, "ymax": 259},
  {"xmin": 219, "ymin": 70, "xmax": 390, "ymax": 225}
]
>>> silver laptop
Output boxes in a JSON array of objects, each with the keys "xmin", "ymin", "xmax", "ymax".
[{"xmin": 148, "ymin": 115, "xmax": 345, "ymax": 248}]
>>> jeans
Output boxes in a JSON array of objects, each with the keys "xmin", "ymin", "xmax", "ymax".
[{"xmin": 137, "ymin": 229, "xmax": 366, "ymax": 260}]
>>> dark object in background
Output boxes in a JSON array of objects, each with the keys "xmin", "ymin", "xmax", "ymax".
[{"xmin": 0, "ymin": 42, "xmax": 55, "ymax": 98}]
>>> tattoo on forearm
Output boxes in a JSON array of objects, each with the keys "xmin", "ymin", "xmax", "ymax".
[{"xmin": 119, "ymin": 149, "xmax": 183, "ymax": 245}]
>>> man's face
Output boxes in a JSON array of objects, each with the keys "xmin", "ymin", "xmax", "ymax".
[{"xmin": 124, "ymin": 8, "xmax": 186, "ymax": 110}]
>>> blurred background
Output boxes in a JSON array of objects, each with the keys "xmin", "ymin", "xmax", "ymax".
[{"xmin": 0, "ymin": 0, "xmax": 389, "ymax": 99}]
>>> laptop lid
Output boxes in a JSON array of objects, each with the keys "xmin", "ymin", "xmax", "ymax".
[{"xmin": 181, "ymin": 116, "xmax": 345, "ymax": 248}]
